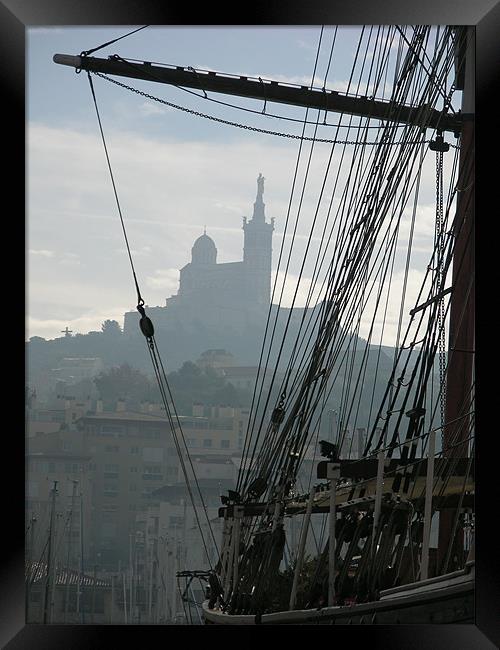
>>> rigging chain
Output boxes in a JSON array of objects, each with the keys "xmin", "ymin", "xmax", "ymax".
[
  {"xmin": 89, "ymin": 70, "xmax": 459, "ymax": 149},
  {"xmin": 435, "ymin": 148, "xmax": 447, "ymax": 436}
]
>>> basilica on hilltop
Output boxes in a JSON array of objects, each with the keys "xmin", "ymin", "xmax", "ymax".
[{"xmin": 123, "ymin": 174, "xmax": 275, "ymax": 338}]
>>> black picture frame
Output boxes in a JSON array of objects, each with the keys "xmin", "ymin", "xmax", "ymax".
[{"xmin": 8, "ymin": 0, "xmax": 499, "ymax": 647}]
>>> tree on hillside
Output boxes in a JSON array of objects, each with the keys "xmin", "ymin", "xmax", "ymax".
[
  {"xmin": 166, "ymin": 361, "xmax": 253, "ymax": 413},
  {"xmin": 101, "ymin": 319, "xmax": 122, "ymax": 336},
  {"xmin": 93, "ymin": 363, "xmax": 158, "ymax": 409}
]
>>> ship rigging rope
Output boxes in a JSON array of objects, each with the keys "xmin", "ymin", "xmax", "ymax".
[
  {"xmin": 243, "ymin": 22, "xmax": 390, "ymax": 494},
  {"xmin": 365, "ymin": 143, "xmax": 468, "ymax": 457},
  {"xmin": 365, "ymin": 140, "xmax": 473, "ymax": 457},
  {"xmin": 247, "ymin": 39, "xmax": 454, "ymax": 496},
  {"xmin": 249, "ymin": 68, "xmax": 386, "ymax": 488},
  {"xmin": 97, "ymin": 27, "xmax": 435, "ymax": 131},
  {"xmin": 236, "ymin": 25, "xmax": 329, "ymax": 497},
  {"xmin": 80, "ymin": 25, "xmax": 150, "ymax": 58},
  {"xmin": 274, "ymin": 30, "xmax": 399, "ymax": 402},
  {"xmin": 441, "ymin": 438, "xmax": 474, "ymax": 573},
  {"xmin": 238, "ymin": 24, "xmax": 396, "ymax": 497},
  {"xmin": 85, "ymin": 71, "xmax": 220, "ymax": 569},
  {"xmin": 234, "ymin": 26, "xmax": 434, "ymax": 532},
  {"xmin": 79, "ymin": 24, "xmax": 469, "ymax": 608},
  {"xmin": 80, "ymin": 26, "xmax": 458, "ymax": 528},
  {"xmin": 405, "ymin": 384, "xmax": 475, "ymax": 510},
  {"xmin": 231, "ymin": 27, "xmax": 331, "ymax": 557},
  {"xmin": 238, "ymin": 27, "xmax": 394, "ymax": 556},
  {"xmin": 236, "ymin": 27, "xmax": 458, "ymax": 516},
  {"xmin": 394, "ymin": 25, "xmax": 458, "ymax": 116},
  {"xmin": 364, "ymin": 140, "xmax": 460, "ymax": 454}
]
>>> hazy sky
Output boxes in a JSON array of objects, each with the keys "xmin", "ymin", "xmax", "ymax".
[{"xmin": 27, "ymin": 25, "xmax": 459, "ymax": 343}]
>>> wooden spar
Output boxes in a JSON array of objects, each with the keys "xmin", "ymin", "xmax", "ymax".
[
  {"xmin": 216, "ymin": 461, "xmax": 473, "ymax": 519},
  {"xmin": 52, "ymin": 53, "xmax": 461, "ymax": 134},
  {"xmin": 420, "ymin": 430, "xmax": 436, "ymax": 581},
  {"xmin": 223, "ymin": 519, "xmax": 235, "ymax": 600},
  {"xmin": 409, "ymin": 287, "xmax": 453, "ymax": 317},
  {"xmin": 289, "ymin": 487, "xmax": 315, "ymax": 610},
  {"xmin": 231, "ymin": 506, "xmax": 244, "ymax": 599},
  {"xmin": 372, "ymin": 450, "xmax": 385, "ymax": 535},
  {"xmin": 438, "ymin": 26, "xmax": 475, "ymax": 571},
  {"xmin": 219, "ymin": 512, "xmax": 231, "ymax": 592},
  {"xmin": 327, "ymin": 464, "xmax": 340, "ymax": 607}
]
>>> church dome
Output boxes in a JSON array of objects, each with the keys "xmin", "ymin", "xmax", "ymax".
[{"xmin": 191, "ymin": 232, "xmax": 217, "ymax": 265}]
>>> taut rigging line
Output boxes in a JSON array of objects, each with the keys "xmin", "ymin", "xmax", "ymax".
[{"xmin": 85, "ymin": 70, "xmax": 219, "ymax": 569}]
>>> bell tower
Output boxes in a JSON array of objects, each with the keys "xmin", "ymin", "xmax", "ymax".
[{"xmin": 242, "ymin": 173, "xmax": 274, "ymax": 306}]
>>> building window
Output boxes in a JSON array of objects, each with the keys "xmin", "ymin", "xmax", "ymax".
[
  {"xmin": 130, "ymin": 447, "xmax": 139, "ymax": 454},
  {"xmin": 101, "ymin": 424, "xmax": 125, "ymax": 436},
  {"xmin": 101, "ymin": 522, "xmax": 117, "ymax": 539},
  {"xmin": 104, "ymin": 464, "xmax": 119, "ymax": 479},
  {"xmin": 143, "ymin": 466, "xmax": 162, "ymax": 474},
  {"xmin": 103, "ymin": 485, "xmax": 118, "ymax": 499},
  {"xmin": 203, "ymin": 439, "xmax": 212, "ymax": 448},
  {"xmin": 143, "ymin": 466, "xmax": 163, "ymax": 480},
  {"xmin": 169, "ymin": 516, "xmax": 184, "ymax": 526},
  {"xmin": 130, "ymin": 466, "xmax": 138, "ymax": 472},
  {"xmin": 105, "ymin": 445, "xmax": 120, "ymax": 452},
  {"xmin": 142, "ymin": 447, "xmax": 164, "ymax": 463},
  {"xmin": 221, "ymin": 440, "xmax": 230, "ymax": 449}
]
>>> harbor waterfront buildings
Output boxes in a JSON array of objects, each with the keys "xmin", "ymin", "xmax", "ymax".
[{"xmin": 26, "ymin": 398, "xmax": 249, "ymax": 622}]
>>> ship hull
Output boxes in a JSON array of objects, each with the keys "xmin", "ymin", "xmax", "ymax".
[{"xmin": 202, "ymin": 565, "xmax": 474, "ymax": 625}]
